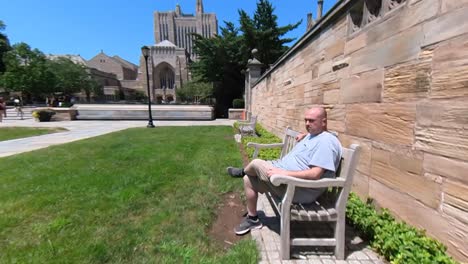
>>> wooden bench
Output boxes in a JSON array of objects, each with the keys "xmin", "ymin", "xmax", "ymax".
[
  {"xmin": 246, "ymin": 127, "xmax": 361, "ymax": 260},
  {"xmin": 238, "ymin": 115, "xmax": 257, "ymax": 136}
]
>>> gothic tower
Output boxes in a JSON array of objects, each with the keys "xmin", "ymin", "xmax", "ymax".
[{"xmin": 196, "ymin": 0, "xmax": 204, "ymax": 15}]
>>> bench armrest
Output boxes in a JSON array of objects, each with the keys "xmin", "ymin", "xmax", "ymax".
[
  {"xmin": 247, "ymin": 142, "xmax": 284, "ymax": 158},
  {"xmin": 270, "ymin": 174, "xmax": 346, "ymax": 188},
  {"xmin": 246, "ymin": 142, "xmax": 284, "ymax": 149}
]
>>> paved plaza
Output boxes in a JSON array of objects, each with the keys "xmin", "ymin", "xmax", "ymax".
[{"xmin": 0, "ymin": 110, "xmax": 386, "ymax": 264}]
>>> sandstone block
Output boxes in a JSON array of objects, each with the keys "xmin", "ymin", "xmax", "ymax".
[
  {"xmin": 383, "ymin": 58, "xmax": 431, "ymax": 102},
  {"xmin": 367, "ymin": 0, "xmax": 438, "ymax": 44},
  {"xmin": 341, "ymin": 69, "xmax": 383, "ymax": 103},
  {"xmin": 350, "ymin": 26, "xmax": 424, "ymax": 74},
  {"xmin": 323, "ymin": 89, "xmax": 340, "ymax": 104},
  {"xmin": 423, "ymin": 153, "xmax": 468, "ymax": 184},
  {"xmin": 423, "ymin": 6, "xmax": 468, "ymax": 47},
  {"xmin": 442, "ymin": 203, "xmax": 468, "ymax": 226},
  {"xmin": 430, "ymin": 38, "xmax": 468, "ymax": 98},
  {"xmin": 368, "ymin": 179, "xmax": 468, "ymax": 262},
  {"xmin": 339, "ymin": 134, "xmax": 372, "ymax": 176},
  {"xmin": 325, "ymin": 39, "xmax": 345, "ymax": 60},
  {"xmin": 417, "ymin": 100, "xmax": 468, "ymax": 129},
  {"xmin": 444, "ymin": 180, "xmax": 468, "ymax": 210},
  {"xmin": 352, "ymin": 171, "xmax": 370, "ymax": 199},
  {"xmin": 328, "ymin": 120, "xmax": 346, "ymax": 133},
  {"xmin": 441, "ymin": 0, "xmax": 468, "ymax": 13},
  {"xmin": 415, "ymin": 126, "xmax": 468, "ymax": 161},
  {"xmin": 372, "ymin": 147, "xmax": 423, "ymax": 175},
  {"xmin": 344, "ymin": 32, "xmax": 367, "ymax": 55},
  {"xmin": 371, "ymin": 148, "xmax": 438, "ymax": 208},
  {"xmin": 323, "ymin": 81, "xmax": 340, "ymax": 91},
  {"xmin": 318, "ymin": 60, "xmax": 333, "ymax": 76},
  {"xmin": 327, "ymin": 104, "xmax": 346, "ymax": 121},
  {"xmin": 346, "ymin": 103, "xmax": 416, "ymax": 145}
]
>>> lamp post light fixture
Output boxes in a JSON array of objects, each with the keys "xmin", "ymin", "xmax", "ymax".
[{"xmin": 141, "ymin": 46, "xmax": 155, "ymax": 128}]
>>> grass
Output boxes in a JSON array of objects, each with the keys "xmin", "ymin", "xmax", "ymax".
[
  {"xmin": 0, "ymin": 127, "xmax": 67, "ymax": 142},
  {"xmin": 0, "ymin": 126, "xmax": 258, "ymax": 263}
]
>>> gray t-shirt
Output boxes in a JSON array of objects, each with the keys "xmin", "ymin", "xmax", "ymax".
[{"xmin": 270, "ymin": 131, "xmax": 343, "ymax": 203}]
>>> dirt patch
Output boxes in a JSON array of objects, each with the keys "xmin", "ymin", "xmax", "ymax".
[
  {"xmin": 208, "ymin": 192, "xmax": 247, "ymax": 250},
  {"xmin": 208, "ymin": 139, "xmax": 251, "ymax": 250}
]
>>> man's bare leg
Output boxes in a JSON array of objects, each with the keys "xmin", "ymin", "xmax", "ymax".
[{"xmin": 243, "ymin": 176, "xmax": 258, "ymax": 216}]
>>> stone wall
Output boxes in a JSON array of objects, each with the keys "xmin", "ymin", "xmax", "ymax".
[{"xmin": 249, "ymin": 0, "xmax": 468, "ymax": 261}]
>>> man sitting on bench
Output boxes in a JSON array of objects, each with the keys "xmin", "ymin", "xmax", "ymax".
[{"xmin": 227, "ymin": 107, "xmax": 342, "ymax": 235}]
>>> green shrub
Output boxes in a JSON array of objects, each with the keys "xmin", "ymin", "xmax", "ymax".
[
  {"xmin": 232, "ymin": 99, "xmax": 244, "ymax": 108},
  {"xmin": 237, "ymin": 123, "xmax": 282, "ymax": 160},
  {"xmin": 32, "ymin": 109, "xmax": 56, "ymax": 122},
  {"xmin": 346, "ymin": 193, "xmax": 457, "ymax": 264}
]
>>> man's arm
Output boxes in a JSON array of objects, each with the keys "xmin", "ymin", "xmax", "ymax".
[{"xmin": 267, "ymin": 166, "xmax": 325, "ymax": 180}]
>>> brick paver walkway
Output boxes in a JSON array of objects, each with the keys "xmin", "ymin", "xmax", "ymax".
[{"xmin": 251, "ymin": 193, "xmax": 388, "ymax": 264}]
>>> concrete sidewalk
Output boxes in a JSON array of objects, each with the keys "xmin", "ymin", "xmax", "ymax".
[{"xmin": 0, "ymin": 117, "xmax": 235, "ymax": 158}]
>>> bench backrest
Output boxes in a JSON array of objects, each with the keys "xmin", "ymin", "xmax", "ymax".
[{"xmin": 280, "ymin": 127, "xmax": 301, "ymax": 158}]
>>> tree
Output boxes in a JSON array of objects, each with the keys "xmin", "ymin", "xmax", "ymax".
[
  {"xmin": 176, "ymin": 79, "xmax": 213, "ymax": 104},
  {"xmin": 47, "ymin": 57, "xmax": 94, "ymax": 97},
  {"xmin": 0, "ymin": 20, "xmax": 11, "ymax": 73},
  {"xmin": 191, "ymin": 0, "xmax": 301, "ymax": 116},
  {"xmin": 239, "ymin": 0, "xmax": 301, "ymax": 69},
  {"xmin": 0, "ymin": 43, "xmax": 56, "ymax": 101},
  {"xmin": 1, "ymin": 43, "xmax": 100, "ymax": 103},
  {"xmin": 192, "ymin": 22, "xmax": 245, "ymax": 116}
]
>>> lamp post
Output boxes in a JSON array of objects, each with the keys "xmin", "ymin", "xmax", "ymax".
[{"xmin": 141, "ymin": 46, "xmax": 155, "ymax": 128}]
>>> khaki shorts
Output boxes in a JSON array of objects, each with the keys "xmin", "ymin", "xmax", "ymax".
[
  {"xmin": 244, "ymin": 159, "xmax": 286, "ymax": 199},
  {"xmin": 244, "ymin": 159, "xmax": 323, "ymax": 204}
]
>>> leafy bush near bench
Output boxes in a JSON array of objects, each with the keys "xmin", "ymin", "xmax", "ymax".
[
  {"xmin": 239, "ymin": 123, "xmax": 282, "ymax": 160},
  {"xmin": 234, "ymin": 122, "xmax": 458, "ymax": 264},
  {"xmin": 347, "ymin": 194, "xmax": 457, "ymax": 264}
]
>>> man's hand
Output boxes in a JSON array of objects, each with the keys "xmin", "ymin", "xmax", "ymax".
[
  {"xmin": 267, "ymin": 167, "xmax": 287, "ymax": 178},
  {"xmin": 295, "ymin": 132, "xmax": 307, "ymax": 142}
]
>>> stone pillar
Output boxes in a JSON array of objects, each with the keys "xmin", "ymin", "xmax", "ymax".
[
  {"xmin": 307, "ymin": 13, "xmax": 315, "ymax": 31},
  {"xmin": 317, "ymin": 0, "xmax": 323, "ymax": 20},
  {"xmin": 245, "ymin": 49, "xmax": 263, "ymax": 120}
]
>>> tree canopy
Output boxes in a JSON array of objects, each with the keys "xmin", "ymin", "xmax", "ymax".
[
  {"xmin": 239, "ymin": 0, "xmax": 301, "ymax": 68},
  {"xmin": 1, "ymin": 43, "xmax": 55, "ymax": 97},
  {"xmin": 0, "ymin": 42, "xmax": 99, "ymax": 102},
  {"xmin": 0, "ymin": 20, "xmax": 11, "ymax": 73},
  {"xmin": 191, "ymin": 0, "xmax": 301, "ymax": 116}
]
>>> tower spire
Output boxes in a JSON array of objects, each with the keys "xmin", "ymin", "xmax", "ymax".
[{"xmin": 196, "ymin": 0, "xmax": 204, "ymax": 15}]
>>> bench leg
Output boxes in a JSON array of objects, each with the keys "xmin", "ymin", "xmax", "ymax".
[
  {"xmin": 280, "ymin": 213, "xmax": 291, "ymax": 260},
  {"xmin": 334, "ymin": 217, "xmax": 345, "ymax": 260}
]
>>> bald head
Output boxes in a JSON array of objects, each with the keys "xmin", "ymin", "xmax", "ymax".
[
  {"xmin": 305, "ymin": 107, "xmax": 326, "ymax": 119},
  {"xmin": 304, "ymin": 107, "xmax": 327, "ymax": 135}
]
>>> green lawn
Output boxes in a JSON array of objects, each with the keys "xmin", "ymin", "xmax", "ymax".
[
  {"xmin": 0, "ymin": 127, "xmax": 67, "ymax": 141},
  {"xmin": 0, "ymin": 126, "xmax": 257, "ymax": 263}
]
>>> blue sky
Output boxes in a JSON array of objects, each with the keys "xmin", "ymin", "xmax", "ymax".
[{"xmin": 0, "ymin": 0, "xmax": 336, "ymax": 65}]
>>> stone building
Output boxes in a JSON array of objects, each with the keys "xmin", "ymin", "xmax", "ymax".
[
  {"xmin": 47, "ymin": 54, "xmax": 122, "ymax": 101},
  {"xmin": 140, "ymin": 0, "xmax": 218, "ymax": 103},
  {"xmin": 87, "ymin": 51, "xmax": 138, "ymax": 81},
  {"xmin": 245, "ymin": 0, "xmax": 468, "ymax": 261}
]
